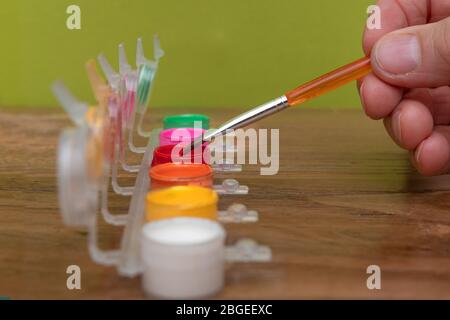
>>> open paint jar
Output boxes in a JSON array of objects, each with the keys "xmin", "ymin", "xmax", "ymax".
[
  {"xmin": 151, "ymin": 143, "xmax": 209, "ymax": 167},
  {"xmin": 149, "ymin": 163, "xmax": 213, "ymax": 190},
  {"xmin": 163, "ymin": 114, "xmax": 210, "ymax": 130},
  {"xmin": 141, "ymin": 217, "xmax": 225, "ymax": 298},
  {"xmin": 158, "ymin": 127, "xmax": 205, "ymax": 146},
  {"xmin": 146, "ymin": 185, "xmax": 218, "ymax": 221}
]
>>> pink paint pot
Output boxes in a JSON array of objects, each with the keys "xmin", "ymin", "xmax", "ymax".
[{"xmin": 159, "ymin": 128, "xmax": 205, "ymax": 147}]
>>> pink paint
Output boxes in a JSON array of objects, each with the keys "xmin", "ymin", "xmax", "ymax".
[{"xmin": 159, "ymin": 128, "xmax": 205, "ymax": 146}]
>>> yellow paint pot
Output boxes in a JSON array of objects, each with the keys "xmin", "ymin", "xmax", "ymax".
[{"xmin": 146, "ymin": 186, "xmax": 218, "ymax": 222}]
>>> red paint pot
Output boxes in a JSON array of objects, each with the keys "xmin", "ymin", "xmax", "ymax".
[{"xmin": 151, "ymin": 143, "xmax": 209, "ymax": 167}]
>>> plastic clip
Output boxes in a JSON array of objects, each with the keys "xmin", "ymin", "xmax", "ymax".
[
  {"xmin": 52, "ymin": 81, "xmax": 88, "ymax": 127},
  {"xmin": 214, "ymin": 179, "xmax": 248, "ymax": 195},
  {"xmin": 218, "ymin": 203, "xmax": 258, "ymax": 223},
  {"xmin": 225, "ymin": 239, "xmax": 272, "ymax": 262}
]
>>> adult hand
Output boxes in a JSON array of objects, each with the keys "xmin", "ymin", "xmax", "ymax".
[{"xmin": 359, "ymin": 0, "xmax": 450, "ymax": 175}]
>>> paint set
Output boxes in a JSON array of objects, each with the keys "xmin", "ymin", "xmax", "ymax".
[{"xmin": 54, "ymin": 36, "xmax": 271, "ymax": 298}]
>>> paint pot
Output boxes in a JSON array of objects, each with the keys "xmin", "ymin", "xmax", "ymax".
[
  {"xmin": 151, "ymin": 143, "xmax": 209, "ymax": 167},
  {"xmin": 141, "ymin": 217, "xmax": 225, "ymax": 298},
  {"xmin": 146, "ymin": 185, "xmax": 218, "ymax": 221},
  {"xmin": 158, "ymin": 127, "xmax": 205, "ymax": 147},
  {"xmin": 149, "ymin": 163, "xmax": 213, "ymax": 190},
  {"xmin": 163, "ymin": 114, "xmax": 210, "ymax": 130}
]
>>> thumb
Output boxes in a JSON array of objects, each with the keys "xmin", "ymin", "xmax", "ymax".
[{"xmin": 371, "ymin": 17, "xmax": 450, "ymax": 88}]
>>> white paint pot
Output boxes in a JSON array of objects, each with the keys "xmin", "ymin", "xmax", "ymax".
[{"xmin": 141, "ymin": 217, "xmax": 225, "ymax": 299}]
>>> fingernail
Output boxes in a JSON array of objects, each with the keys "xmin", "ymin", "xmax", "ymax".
[
  {"xmin": 392, "ymin": 111, "xmax": 402, "ymax": 143},
  {"xmin": 374, "ymin": 34, "xmax": 421, "ymax": 74},
  {"xmin": 409, "ymin": 150, "xmax": 418, "ymax": 168},
  {"xmin": 359, "ymin": 82, "xmax": 366, "ymax": 105},
  {"xmin": 415, "ymin": 142, "xmax": 424, "ymax": 164}
]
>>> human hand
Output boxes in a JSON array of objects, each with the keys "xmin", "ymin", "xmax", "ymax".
[{"xmin": 359, "ymin": 0, "xmax": 450, "ymax": 175}]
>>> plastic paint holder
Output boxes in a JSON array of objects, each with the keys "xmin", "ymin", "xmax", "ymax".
[
  {"xmin": 214, "ymin": 178, "xmax": 249, "ymax": 195},
  {"xmin": 208, "ymin": 130, "xmax": 243, "ymax": 172},
  {"xmin": 91, "ymin": 36, "xmax": 164, "ymax": 176},
  {"xmin": 56, "ymin": 126, "xmax": 267, "ymax": 273},
  {"xmin": 54, "ymin": 84, "xmax": 132, "ymax": 227},
  {"xmin": 98, "ymin": 36, "xmax": 164, "ymax": 159},
  {"xmin": 97, "ymin": 38, "xmax": 163, "ymax": 196},
  {"xmin": 54, "ymin": 38, "xmax": 163, "ymax": 227},
  {"xmin": 54, "ymin": 36, "xmax": 271, "ymax": 298},
  {"xmin": 53, "ymin": 78, "xmax": 123, "ymax": 224},
  {"xmin": 56, "ymin": 128, "xmax": 270, "ymax": 299},
  {"xmin": 218, "ymin": 203, "xmax": 258, "ymax": 223},
  {"xmin": 58, "ymin": 126, "xmax": 98, "ymax": 227},
  {"xmin": 117, "ymin": 130, "xmax": 269, "ymax": 277},
  {"xmin": 226, "ymin": 238, "xmax": 272, "ymax": 262}
]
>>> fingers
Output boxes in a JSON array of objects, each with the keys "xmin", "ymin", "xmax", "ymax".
[
  {"xmin": 411, "ymin": 128, "xmax": 450, "ymax": 176},
  {"xmin": 360, "ymin": 82, "xmax": 450, "ymax": 123},
  {"xmin": 382, "ymin": 98, "xmax": 450, "ymax": 176},
  {"xmin": 383, "ymin": 99, "xmax": 433, "ymax": 150},
  {"xmin": 360, "ymin": 1, "xmax": 450, "ymax": 176},
  {"xmin": 359, "ymin": 73, "xmax": 403, "ymax": 119},
  {"xmin": 371, "ymin": 17, "xmax": 450, "ymax": 88},
  {"xmin": 429, "ymin": 1, "xmax": 450, "ymax": 23},
  {"xmin": 404, "ymin": 86, "xmax": 450, "ymax": 125}
]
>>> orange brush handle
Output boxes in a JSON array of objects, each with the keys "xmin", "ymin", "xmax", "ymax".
[{"xmin": 285, "ymin": 56, "xmax": 372, "ymax": 106}]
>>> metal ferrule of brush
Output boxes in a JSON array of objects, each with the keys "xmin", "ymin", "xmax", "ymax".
[
  {"xmin": 204, "ymin": 95, "xmax": 289, "ymax": 141},
  {"xmin": 185, "ymin": 95, "xmax": 289, "ymax": 154}
]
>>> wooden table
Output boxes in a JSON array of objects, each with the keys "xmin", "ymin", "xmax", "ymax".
[{"xmin": 0, "ymin": 107, "xmax": 449, "ymax": 299}]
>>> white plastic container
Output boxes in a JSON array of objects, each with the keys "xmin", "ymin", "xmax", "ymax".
[{"xmin": 141, "ymin": 217, "xmax": 225, "ymax": 299}]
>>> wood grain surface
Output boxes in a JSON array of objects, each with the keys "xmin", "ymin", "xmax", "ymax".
[{"xmin": 0, "ymin": 107, "xmax": 449, "ymax": 299}]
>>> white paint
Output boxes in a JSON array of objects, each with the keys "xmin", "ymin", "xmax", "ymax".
[
  {"xmin": 141, "ymin": 218, "xmax": 225, "ymax": 299},
  {"xmin": 143, "ymin": 218, "xmax": 223, "ymax": 245}
]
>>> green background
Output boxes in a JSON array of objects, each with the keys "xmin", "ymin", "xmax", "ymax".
[{"xmin": 0, "ymin": 0, "xmax": 373, "ymax": 109}]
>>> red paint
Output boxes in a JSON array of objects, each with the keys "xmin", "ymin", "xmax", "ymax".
[{"xmin": 151, "ymin": 143, "xmax": 209, "ymax": 167}]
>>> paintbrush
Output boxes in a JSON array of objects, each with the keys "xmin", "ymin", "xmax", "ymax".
[{"xmin": 185, "ymin": 56, "xmax": 372, "ymax": 153}]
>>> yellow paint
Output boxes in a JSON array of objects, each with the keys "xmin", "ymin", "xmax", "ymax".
[
  {"xmin": 146, "ymin": 186, "xmax": 218, "ymax": 222},
  {"xmin": 85, "ymin": 107, "xmax": 105, "ymax": 180}
]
